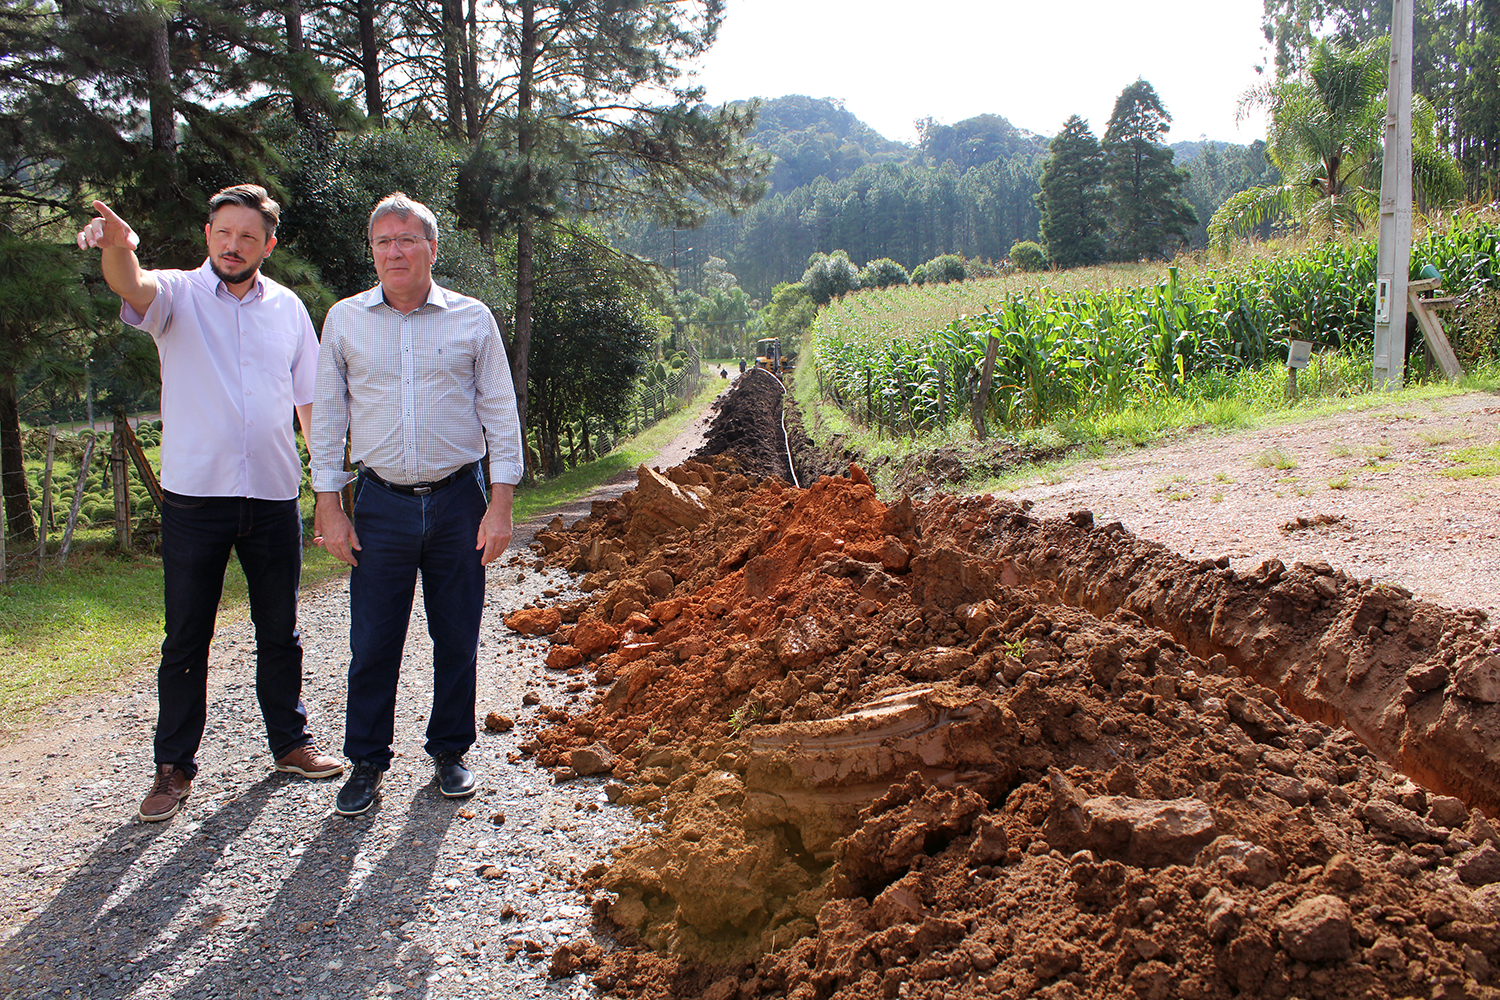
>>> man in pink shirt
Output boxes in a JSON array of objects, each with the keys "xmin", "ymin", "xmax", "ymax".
[{"xmin": 77, "ymin": 185, "xmax": 343, "ymax": 822}]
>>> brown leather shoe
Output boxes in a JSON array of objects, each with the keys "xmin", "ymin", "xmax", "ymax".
[
  {"xmin": 274, "ymin": 742, "xmax": 344, "ymax": 779},
  {"xmin": 139, "ymin": 764, "xmax": 191, "ymax": 822}
]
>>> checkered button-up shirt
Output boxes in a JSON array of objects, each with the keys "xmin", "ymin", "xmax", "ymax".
[{"xmin": 310, "ymin": 282, "xmax": 523, "ymax": 492}]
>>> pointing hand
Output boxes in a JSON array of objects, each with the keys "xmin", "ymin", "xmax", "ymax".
[{"xmin": 76, "ymin": 200, "xmax": 140, "ymax": 252}]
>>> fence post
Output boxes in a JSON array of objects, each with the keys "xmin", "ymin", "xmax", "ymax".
[
  {"xmin": 37, "ymin": 427, "xmax": 56, "ymax": 577},
  {"xmin": 111, "ymin": 418, "xmax": 132, "ymax": 550},
  {"xmin": 115, "ymin": 408, "xmax": 162, "ymax": 511},
  {"xmin": 971, "ymin": 334, "xmax": 1000, "ymax": 440},
  {"xmin": 938, "ymin": 359, "xmax": 947, "ymax": 427},
  {"xmin": 59, "ymin": 436, "xmax": 95, "ymax": 566}
]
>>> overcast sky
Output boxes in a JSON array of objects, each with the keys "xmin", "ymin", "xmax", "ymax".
[{"xmin": 691, "ymin": 0, "xmax": 1273, "ymax": 146}]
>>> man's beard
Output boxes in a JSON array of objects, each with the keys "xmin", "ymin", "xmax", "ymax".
[{"xmin": 210, "ymin": 256, "xmax": 259, "ymax": 286}]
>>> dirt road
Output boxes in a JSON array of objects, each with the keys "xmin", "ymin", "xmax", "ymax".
[
  {"xmin": 6, "ymin": 378, "xmax": 1500, "ymax": 1000},
  {"xmin": 0, "ymin": 388, "xmax": 729, "ymax": 1000},
  {"xmin": 1007, "ymin": 388, "xmax": 1500, "ymax": 619}
]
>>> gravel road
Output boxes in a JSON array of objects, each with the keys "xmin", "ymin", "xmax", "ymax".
[
  {"xmin": 0, "ymin": 374, "xmax": 733, "ymax": 1000},
  {"xmin": 0, "ymin": 531, "xmax": 635, "ymax": 1000}
]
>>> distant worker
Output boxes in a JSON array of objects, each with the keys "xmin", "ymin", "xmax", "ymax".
[
  {"xmin": 720, "ymin": 367, "xmax": 728, "ymax": 379},
  {"xmin": 77, "ymin": 186, "xmax": 343, "ymax": 824},
  {"xmin": 738, "ymin": 358, "xmax": 746, "ymax": 374}
]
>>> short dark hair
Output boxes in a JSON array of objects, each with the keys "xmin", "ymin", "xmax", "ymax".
[{"xmin": 208, "ymin": 184, "xmax": 280, "ymax": 238}]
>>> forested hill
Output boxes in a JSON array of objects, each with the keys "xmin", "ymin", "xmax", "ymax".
[
  {"xmin": 617, "ymin": 96, "xmax": 1263, "ymax": 299},
  {"xmin": 737, "ymin": 96, "xmax": 1053, "ymax": 195},
  {"xmin": 619, "ymin": 96, "xmax": 1055, "ymax": 297},
  {"xmin": 737, "ymin": 95, "xmax": 915, "ymax": 194}
]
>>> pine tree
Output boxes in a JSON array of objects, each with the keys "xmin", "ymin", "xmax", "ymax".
[
  {"xmin": 1037, "ymin": 115, "xmax": 1107, "ymax": 269},
  {"xmin": 474, "ymin": 0, "xmax": 765, "ymax": 453},
  {"xmin": 1102, "ymin": 80, "xmax": 1197, "ymax": 261}
]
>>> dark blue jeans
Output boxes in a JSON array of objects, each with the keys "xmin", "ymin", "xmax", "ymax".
[
  {"xmin": 157, "ymin": 491, "xmax": 310, "ymax": 777},
  {"xmin": 343, "ymin": 467, "xmax": 486, "ymax": 768}
]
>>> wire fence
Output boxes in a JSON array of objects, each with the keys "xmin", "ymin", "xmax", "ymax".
[{"xmin": 623, "ymin": 363, "xmax": 702, "ymax": 434}]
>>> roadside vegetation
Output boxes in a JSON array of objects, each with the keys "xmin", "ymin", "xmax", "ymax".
[
  {"xmin": 796, "ymin": 211, "xmax": 1500, "ymax": 496},
  {"xmin": 0, "ymin": 369, "xmax": 729, "ymax": 737}
]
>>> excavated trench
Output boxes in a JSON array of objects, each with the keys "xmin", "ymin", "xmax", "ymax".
[{"xmin": 512, "ymin": 375, "xmax": 1500, "ymax": 1000}]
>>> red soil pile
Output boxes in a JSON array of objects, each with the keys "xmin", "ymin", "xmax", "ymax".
[{"xmin": 515, "ymin": 461, "xmax": 1500, "ymax": 1000}]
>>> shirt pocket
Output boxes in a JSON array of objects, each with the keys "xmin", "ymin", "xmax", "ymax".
[{"xmin": 257, "ymin": 328, "xmax": 300, "ymax": 382}]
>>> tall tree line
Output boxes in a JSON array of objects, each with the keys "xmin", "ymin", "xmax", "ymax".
[
  {"xmin": 1036, "ymin": 80, "xmax": 1198, "ymax": 267},
  {"xmin": 0, "ymin": 0, "xmax": 763, "ymax": 540},
  {"xmin": 621, "ymin": 155, "xmax": 1046, "ymax": 299},
  {"xmin": 1261, "ymin": 0, "xmax": 1500, "ymax": 197}
]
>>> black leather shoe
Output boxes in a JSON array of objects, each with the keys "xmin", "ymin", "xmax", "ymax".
[
  {"xmin": 334, "ymin": 761, "xmax": 383, "ymax": 816},
  {"xmin": 434, "ymin": 752, "xmax": 476, "ymax": 798}
]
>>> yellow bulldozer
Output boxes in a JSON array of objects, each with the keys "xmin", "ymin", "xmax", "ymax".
[{"xmin": 753, "ymin": 337, "xmax": 793, "ymax": 376}]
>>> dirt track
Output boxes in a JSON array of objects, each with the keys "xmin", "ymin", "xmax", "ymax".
[
  {"xmin": 514, "ymin": 375, "xmax": 1500, "ymax": 999},
  {"xmin": 6, "ymin": 372, "xmax": 1500, "ymax": 1000}
]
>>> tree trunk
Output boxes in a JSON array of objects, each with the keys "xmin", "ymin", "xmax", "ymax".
[
  {"xmin": 0, "ymin": 378, "xmax": 36, "ymax": 543},
  {"xmin": 283, "ymin": 0, "xmax": 319, "ymax": 139},
  {"xmin": 462, "ymin": 0, "xmax": 481, "ymax": 142},
  {"xmin": 146, "ymin": 12, "xmax": 175, "ymax": 158},
  {"xmin": 509, "ymin": 0, "xmax": 537, "ymax": 473},
  {"xmin": 440, "ymin": 0, "xmax": 465, "ymax": 140},
  {"xmin": 541, "ymin": 416, "xmax": 561, "ymax": 478},
  {"xmin": 357, "ymin": 0, "xmax": 384, "ymax": 126}
]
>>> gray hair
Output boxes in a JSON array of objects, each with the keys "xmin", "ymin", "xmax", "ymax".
[{"xmin": 367, "ymin": 192, "xmax": 438, "ymax": 243}]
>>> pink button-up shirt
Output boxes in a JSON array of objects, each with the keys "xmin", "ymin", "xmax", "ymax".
[{"xmin": 122, "ymin": 260, "xmax": 319, "ymax": 501}]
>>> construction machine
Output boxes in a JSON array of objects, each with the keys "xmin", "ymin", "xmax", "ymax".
[{"xmin": 754, "ymin": 337, "xmax": 793, "ymax": 375}]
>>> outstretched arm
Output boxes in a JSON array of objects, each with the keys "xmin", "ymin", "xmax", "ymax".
[{"xmin": 77, "ymin": 200, "xmax": 157, "ymax": 315}]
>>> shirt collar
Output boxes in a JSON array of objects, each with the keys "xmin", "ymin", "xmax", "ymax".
[
  {"xmin": 197, "ymin": 258, "xmax": 266, "ymax": 302},
  {"xmin": 359, "ymin": 281, "xmax": 451, "ymax": 314}
]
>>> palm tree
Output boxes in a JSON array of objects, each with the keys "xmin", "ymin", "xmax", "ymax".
[{"xmin": 1209, "ymin": 40, "xmax": 1463, "ymax": 251}]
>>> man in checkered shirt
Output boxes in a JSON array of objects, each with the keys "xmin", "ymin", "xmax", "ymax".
[{"xmin": 310, "ymin": 192, "xmax": 524, "ymax": 817}]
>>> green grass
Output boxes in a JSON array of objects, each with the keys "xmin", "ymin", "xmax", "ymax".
[
  {"xmin": 0, "ymin": 547, "xmax": 166, "ymax": 734},
  {"xmin": 1254, "ymin": 447, "xmax": 1299, "ymax": 470},
  {"xmin": 1442, "ymin": 441, "xmax": 1500, "ymax": 479}
]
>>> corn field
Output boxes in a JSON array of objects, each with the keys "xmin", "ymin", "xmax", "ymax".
[{"xmin": 813, "ymin": 219, "xmax": 1500, "ymax": 434}]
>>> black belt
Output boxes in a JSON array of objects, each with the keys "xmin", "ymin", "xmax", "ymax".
[{"xmin": 357, "ymin": 462, "xmax": 475, "ymax": 496}]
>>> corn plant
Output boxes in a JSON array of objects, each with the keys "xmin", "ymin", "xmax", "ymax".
[{"xmin": 812, "ymin": 217, "xmax": 1500, "ymax": 436}]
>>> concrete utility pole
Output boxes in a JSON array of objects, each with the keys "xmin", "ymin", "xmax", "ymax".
[{"xmin": 1372, "ymin": 0, "xmax": 1414, "ymax": 388}]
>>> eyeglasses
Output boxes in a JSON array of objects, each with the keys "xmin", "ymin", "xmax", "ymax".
[{"xmin": 371, "ymin": 234, "xmax": 428, "ymax": 254}]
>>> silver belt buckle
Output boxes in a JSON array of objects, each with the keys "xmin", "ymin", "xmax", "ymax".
[{"xmin": 413, "ymin": 485, "xmax": 432, "ymax": 496}]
